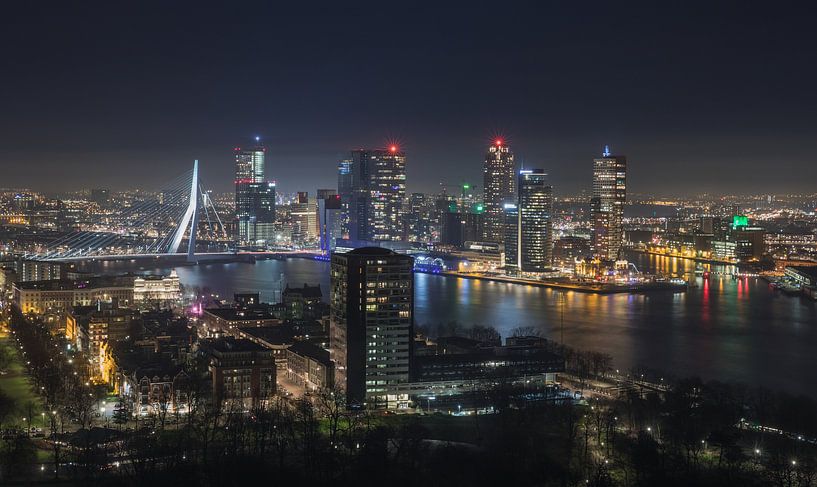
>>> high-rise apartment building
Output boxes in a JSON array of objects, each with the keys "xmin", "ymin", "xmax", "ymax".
[
  {"xmin": 343, "ymin": 148, "xmax": 406, "ymax": 242},
  {"xmin": 235, "ymin": 139, "xmax": 276, "ymax": 245},
  {"xmin": 330, "ymin": 247, "xmax": 413, "ymax": 409},
  {"xmin": 504, "ymin": 169, "xmax": 553, "ymax": 272},
  {"xmin": 591, "ymin": 146, "xmax": 627, "ymax": 261},
  {"xmin": 482, "ymin": 140, "xmax": 515, "ymax": 243}
]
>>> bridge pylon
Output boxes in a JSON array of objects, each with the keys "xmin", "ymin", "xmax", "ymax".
[{"xmin": 168, "ymin": 160, "xmax": 199, "ymax": 261}]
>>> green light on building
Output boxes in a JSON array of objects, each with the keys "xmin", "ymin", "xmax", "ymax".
[
  {"xmin": 463, "ymin": 183, "xmax": 470, "ymax": 190},
  {"xmin": 473, "ymin": 204, "xmax": 484, "ymax": 213},
  {"xmin": 732, "ymin": 215, "xmax": 748, "ymax": 229}
]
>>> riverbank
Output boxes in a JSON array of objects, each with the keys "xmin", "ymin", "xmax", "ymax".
[
  {"xmin": 627, "ymin": 247, "xmax": 735, "ymax": 265},
  {"xmin": 421, "ymin": 270, "xmax": 687, "ymax": 294}
]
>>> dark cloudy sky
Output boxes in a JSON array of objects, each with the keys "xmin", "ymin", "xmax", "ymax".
[{"xmin": 2, "ymin": 1, "xmax": 816, "ymax": 196}]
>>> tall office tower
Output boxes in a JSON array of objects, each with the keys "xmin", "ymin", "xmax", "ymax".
[
  {"xmin": 235, "ymin": 139, "xmax": 276, "ymax": 244},
  {"xmin": 330, "ymin": 247, "xmax": 413, "ymax": 409},
  {"xmin": 337, "ymin": 159, "xmax": 354, "ymax": 238},
  {"xmin": 515, "ymin": 169, "xmax": 553, "ymax": 271},
  {"xmin": 346, "ymin": 147, "xmax": 406, "ymax": 242},
  {"xmin": 482, "ymin": 140, "xmax": 515, "ymax": 243},
  {"xmin": 318, "ymin": 191, "xmax": 342, "ymax": 253},
  {"xmin": 252, "ymin": 182, "xmax": 276, "ymax": 243},
  {"xmin": 590, "ymin": 146, "xmax": 627, "ymax": 261},
  {"xmin": 503, "ymin": 203, "xmax": 519, "ymax": 268},
  {"xmin": 291, "ymin": 192, "xmax": 318, "ymax": 246}
]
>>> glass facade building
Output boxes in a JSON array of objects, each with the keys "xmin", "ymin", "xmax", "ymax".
[
  {"xmin": 591, "ymin": 147, "xmax": 627, "ymax": 261},
  {"xmin": 235, "ymin": 142, "xmax": 276, "ymax": 245},
  {"xmin": 343, "ymin": 148, "xmax": 406, "ymax": 242},
  {"xmin": 482, "ymin": 140, "xmax": 515, "ymax": 243},
  {"xmin": 504, "ymin": 169, "xmax": 553, "ymax": 272}
]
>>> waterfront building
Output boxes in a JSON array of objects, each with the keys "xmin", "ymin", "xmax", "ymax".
[
  {"xmin": 13, "ymin": 276, "xmax": 135, "ymax": 315},
  {"xmin": 482, "ymin": 140, "xmax": 515, "ymax": 243},
  {"xmin": 330, "ymin": 247, "xmax": 413, "ymax": 409},
  {"xmin": 505, "ymin": 169, "xmax": 553, "ymax": 272},
  {"xmin": 7, "ymin": 258, "xmax": 64, "ymax": 282},
  {"xmin": 291, "ymin": 192, "xmax": 318, "ymax": 246},
  {"xmin": 591, "ymin": 146, "xmax": 627, "ymax": 261},
  {"xmin": 344, "ymin": 148, "xmax": 407, "ymax": 242},
  {"xmin": 235, "ymin": 139, "xmax": 276, "ymax": 245},
  {"xmin": 732, "ymin": 227, "xmax": 765, "ymax": 261},
  {"xmin": 411, "ymin": 339, "xmax": 563, "ymax": 383},
  {"xmin": 337, "ymin": 158, "xmax": 354, "ymax": 238},
  {"xmin": 133, "ymin": 271, "xmax": 181, "ymax": 308},
  {"xmin": 318, "ymin": 191, "xmax": 343, "ymax": 252},
  {"xmin": 553, "ymin": 236, "xmax": 591, "ymax": 268},
  {"xmin": 503, "ymin": 203, "xmax": 519, "ymax": 269},
  {"xmin": 440, "ymin": 210, "xmax": 484, "ymax": 248}
]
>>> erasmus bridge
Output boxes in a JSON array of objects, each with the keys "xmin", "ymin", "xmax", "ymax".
[{"xmin": 37, "ymin": 161, "xmax": 237, "ymax": 262}]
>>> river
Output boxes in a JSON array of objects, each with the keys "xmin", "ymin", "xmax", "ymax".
[{"xmin": 86, "ymin": 252, "xmax": 817, "ymax": 396}]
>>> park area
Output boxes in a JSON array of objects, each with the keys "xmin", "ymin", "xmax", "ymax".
[{"xmin": 0, "ymin": 332, "xmax": 44, "ymax": 430}]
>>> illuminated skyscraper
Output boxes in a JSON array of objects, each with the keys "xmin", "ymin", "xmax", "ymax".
[
  {"xmin": 235, "ymin": 138, "xmax": 275, "ymax": 245},
  {"xmin": 330, "ymin": 247, "xmax": 413, "ymax": 408},
  {"xmin": 482, "ymin": 140, "xmax": 515, "ymax": 243},
  {"xmin": 345, "ymin": 147, "xmax": 406, "ymax": 241},
  {"xmin": 291, "ymin": 192, "xmax": 318, "ymax": 246},
  {"xmin": 337, "ymin": 159, "xmax": 353, "ymax": 238},
  {"xmin": 504, "ymin": 169, "xmax": 553, "ymax": 272},
  {"xmin": 591, "ymin": 146, "xmax": 627, "ymax": 261}
]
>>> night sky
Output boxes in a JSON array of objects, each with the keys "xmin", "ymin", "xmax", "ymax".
[{"xmin": 3, "ymin": 2, "xmax": 816, "ymax": 196}]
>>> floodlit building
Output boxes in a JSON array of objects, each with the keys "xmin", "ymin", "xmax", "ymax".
[{"xmin": 133, "ymin": 271, "xmax": 181, "ymax": 308}]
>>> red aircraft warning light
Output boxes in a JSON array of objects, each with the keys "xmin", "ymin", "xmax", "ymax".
[{"xmin": 389, "ymin": 145, "xmax": 397, "ymax": 153}]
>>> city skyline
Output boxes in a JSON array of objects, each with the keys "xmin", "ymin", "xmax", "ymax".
[{"xmin": 3, "ymin": 3, "xmax": 817, "ymax": 195}]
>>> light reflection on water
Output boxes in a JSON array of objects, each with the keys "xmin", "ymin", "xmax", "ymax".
[{"xmin": 87, "ymin": 253, "xmax": 817, "ymax": 395}]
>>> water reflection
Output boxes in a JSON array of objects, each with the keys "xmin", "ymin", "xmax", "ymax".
[{"xmin": 85, "ymin": 253, "xmax": 817, "ymax": 395}]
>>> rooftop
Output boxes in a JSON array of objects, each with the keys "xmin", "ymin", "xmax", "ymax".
[
  {"xmin": 288, "ymin": 341, "xmax": 332, "ymax": 367},
  {"xmin": 206, "ymin": 337, "xmax": 266, "ymax": 354},
  {"xmin": 239, "ymin": 325, "xmax": 296, "ymax": 345},
  {"xmin": 347, "ymin": 246, "xmax": 396, "ymax": 256},
  {"xmin": 283, "ymin": 283, "xmax": 322, "ymax": 299},
  {"xmin": 15, "ymin": 275, "xmax": 135, "ymax": 291}
]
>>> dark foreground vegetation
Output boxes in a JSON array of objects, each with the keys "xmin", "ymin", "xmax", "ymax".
[{"xmin": 1, "ymin": 315, "xmax": 816, "ymax": 485}]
